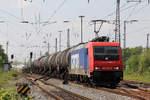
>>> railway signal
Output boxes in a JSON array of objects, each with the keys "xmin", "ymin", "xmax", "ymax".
[
  {"xmin": 11, "ymin": 54, "xmax": 14, "ymax": 60},
  {"xmin": 30, "ymin": 52, "xmax": 33, "ymax": 59}
]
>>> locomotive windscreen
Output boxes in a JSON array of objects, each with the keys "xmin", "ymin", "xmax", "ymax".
[{"xmin": 93, "ymin": 46, "xmax": 119, "ymax": 61}]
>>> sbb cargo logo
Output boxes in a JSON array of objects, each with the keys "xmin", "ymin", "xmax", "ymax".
[{"xmin": 71, "ymin": 54, "xmax": 79, "ymax": 69}]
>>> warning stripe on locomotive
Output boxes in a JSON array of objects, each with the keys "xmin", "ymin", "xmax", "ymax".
[{"xmin": 17, "ymin": 84, "xmax": 30, "ymax": 96}]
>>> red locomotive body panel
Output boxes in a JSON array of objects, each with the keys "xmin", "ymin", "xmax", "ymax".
[{"xmin": 87, "ymin": 42, "xmax": 123, "ymax": 73}]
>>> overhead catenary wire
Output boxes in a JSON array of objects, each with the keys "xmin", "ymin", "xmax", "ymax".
[
  {"xmin": 48, "ymin": 0, "xmax": 68, "ymax": 21},
  {"xmin": 103, "ymin": 1, "xmax": 142, "ymax": 19},
  {"xmin": 2, "ymin": 0, "xmax": 150, "ymax": 61},
  {"xmin": 124, "ymin": 0, "xmax": 148, "ymax": 20},
  {"xmin": 103, "ymin": 3, "xmax": 128, "ymax": 18},
  {"xmin": 125, "ymin": 4, "xmax": 139, "ymax": 20},
  {"xmin": 128, "ymin": 3, "xmax": 149, "ymax": 18},
  {"xmin": 0, "ymin": 9, "xmax": 22, "ymax": 21},
  {"xmin": 34, "ymin": 0, "xmax": 67, "ymax": 47},
  {"xmin": 122, "ymin": 1, "xmax": 150, "ymax": 35}
]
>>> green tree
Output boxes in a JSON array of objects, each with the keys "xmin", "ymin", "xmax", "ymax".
[
  {"xmin": 138, "ymin": 49, "xmax": 150, "ymax": 74},
  {"xmin": 126, "ymin": 55, "xmax": 140, "ymax": 73},
  {"xmin": 0, "ymin": 45, "xmax": 8, "ymax": 64},
  {"xmin": 123, "ymin": 46, "xmax": 143, "ymax": 61},
  {"xmin": 0, "ymin": 56, "xmax": 2, "ymax": 67}
]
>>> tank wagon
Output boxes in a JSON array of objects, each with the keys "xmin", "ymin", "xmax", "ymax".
[{"xmin": 23, "ymin": 36, "xmax": 123, "ymax": 86}]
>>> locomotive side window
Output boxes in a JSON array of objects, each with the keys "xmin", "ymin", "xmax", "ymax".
[{"xmin": 93, "ymin": 46, "xmax": 119, "ymax": 61}]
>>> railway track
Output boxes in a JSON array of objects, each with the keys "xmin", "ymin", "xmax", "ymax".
[
  {"xmin": 93, "ymin": 80, "xmax": 150, "ymax": 100},
  {"xmin": 73, "ymin": 82, "xmax": 150, "ymax": 100},
  {"xmin": 121, "ymin": 80, "xmax": 150, "ymax": 87},
  {"xmin": 118, "ymin": 80, "xmax": 150, "ymax": 100},
  {"xmin": 25, "ymin": 74, "xmax": 91, "ymax": 100},
  {"xmin": 69, "ymin": 79, "xmax": 150, "ymax": 100},
  {"xmin": 26, "ymin": 74, "xmax": 150, "ymax": 100}
]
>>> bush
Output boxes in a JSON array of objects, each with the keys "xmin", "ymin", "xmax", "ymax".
[
  {"xmin": 0, "ymin": 88, "xmax": 34, "ymax": 100},
  {"xmin": 126, "ymin": 55, "xmax": 140, "ymax": 73},
  {"xmin": 125, "ymin": 48, "xmax": 150, "ymax": 82},
  {"xmin": 12, "ymin": 73, "xmax": 18, "ymax": 78},
  {"xmin": 0, "ymin": 56, "xmax": 2, "ymax": 68},
  {"xmin": 123, "ymin": 46, "xmax": 143, "ymax": 62},
  {"xmin": 138, "ymin": 49, "xmax": 150, "ymax": 74},
  {"xmin": 0, "ymin": 69, "xmax": 21, "ymax": 88}
]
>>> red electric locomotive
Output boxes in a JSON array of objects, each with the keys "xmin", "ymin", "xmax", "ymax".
[{"xmin": 87, "ymin": 42, "xmax": 123, "ymax": 86}]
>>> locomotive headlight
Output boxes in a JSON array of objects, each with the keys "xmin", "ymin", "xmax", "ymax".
[
  {"xmin": 114, "ymin": 67, "xmax": 119, "ymax": 70},
  {"xmin": 95, "ymin": 67, "xmax": 100, "ymax": 70}
]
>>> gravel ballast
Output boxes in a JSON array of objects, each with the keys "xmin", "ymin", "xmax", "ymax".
[{"xmin": 46, "ymin": 78, "xmax": 137, "ymax": 100}]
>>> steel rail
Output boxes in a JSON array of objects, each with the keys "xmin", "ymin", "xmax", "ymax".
[
  {"xmin": 26, "ymin": 74, "xmax": 91, "ymax": 100},
  {"xmin": 122, "ymin": 80, "xmax": 150, "ymax": 87},
  {"xmin": 26, "ymin": 74, "xmax": 148, "ymax": 100},
  {"xmin": 117, "ymin": 87, "xmax": 149, "ymax": 100},
  {"xmin": 25, "ymin": 76, "xmax": 64, "ymax": 100}
]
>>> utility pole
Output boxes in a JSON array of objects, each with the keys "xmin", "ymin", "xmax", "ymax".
[
  {"xmin": 48, "ymin": 42, "xmax": 50, "ymax": 54},
  {"xmin": 21, "ymin": 0, "xmax": 24, "ymax": 21},
  {"xmin": 67, "ymin": 29, "xmax": 70, "ymax": 48},
  {"xmin": 43, "ymin": 33, "xmax": 51, "ymax": 55},
  {"xmin": 6, "ymin": 41, "xmax": 9, "ymax": 57},
  {"xmin": 79, "ymin": 16, "xmax": 85, "ymax": 43},
  {"xmin": 59, "ymin": 31, "xmax": 62, "ymax": 51},
  {"xmin": 123, "ymin": 21, "xmax": 127, "ymax": 70},
  {"xmin": 115, "ymin": 0, "xmax": 121, "ymax": 45},
  {"xmin": 34, "ymin": 53, "xmax": 36, "ymax": 60},
  {"xmin": 147, "ymin": 34, "xmax": 150, "ymax": 50},
  {"xmin": 123, "ymin": 21, "xmax": 126, "ymax": 50},
  {"xmin": 40, "ymin": 50, "xmax": 42, "ymax": 56},
  {"xmin": 38, "ymin": 13, "xmax": 41, "ymax": 29},
  {"xmin": 55, "ymin": 38, "xmax": 57, "ymax": 53},
  {"xmin": 63, "ymin": 20, "xmax": 70, "ymax": 48},
  {"xmin": 123, "ymin": 20, "xmax": 138, "ymax": 69},
  {"xmin": 91, "ymin": 20, "xmax": 107, "ymax": 37}
]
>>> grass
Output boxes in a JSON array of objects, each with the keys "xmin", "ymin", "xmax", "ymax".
[
  {"xmin": 0, "ymin": 68, "xmax": 34, "ymax": 100},
  {"xmin": 0, "ymin": 68, "xmax": 21, "ymax": 88},
  {"xmin": 124, "ymin": 71, "xmax": 150, "ymax": 82}
]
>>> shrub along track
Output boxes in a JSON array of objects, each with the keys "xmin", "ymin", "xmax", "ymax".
[
  {"xmin": 26, "ymin": 74, "xmax": 150, "ymax": 100},
  {"xmin": 25, "ymin": 74, "xmax": 91, "ymax": 100}
]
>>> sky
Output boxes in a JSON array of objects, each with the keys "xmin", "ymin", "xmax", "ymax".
[{"xmin": 0, "ymin": 0, "xmax": 150, "ymax": 62}]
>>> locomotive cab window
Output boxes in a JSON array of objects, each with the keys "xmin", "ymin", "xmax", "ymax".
[{"xmin": 93, "ymin": 46, "xmax": 119, "ymax": 61}]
